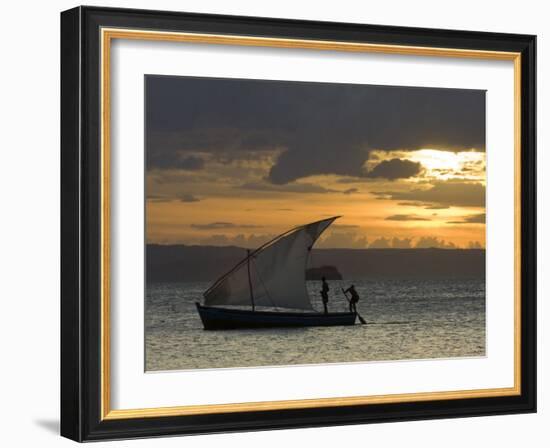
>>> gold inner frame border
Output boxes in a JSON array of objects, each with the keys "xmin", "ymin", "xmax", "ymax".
[{"xmin": 99, "ymin": 27, "xmax": 522, "ymax": 421}]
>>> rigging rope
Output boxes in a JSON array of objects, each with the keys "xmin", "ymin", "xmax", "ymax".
[
  {"xmin": 251, "ymin": 257, "xmax": 279, "ymax": 310},
  {"xmin": 306, "ymin": 246, "xmax": 322, "ymax": 313}
]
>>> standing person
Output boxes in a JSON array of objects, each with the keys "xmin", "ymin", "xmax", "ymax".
[
  {"xmin": 344, "ymin": 284, "xmax": 360, "ymax": 313},
  {"xmin": 320, "ymin": 276, "xmax": 330, "ymax": 314}
]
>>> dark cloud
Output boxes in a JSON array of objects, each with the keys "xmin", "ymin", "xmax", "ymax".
[
  {"xmin": 385, "ymin": 214, "xmax": 431, "ymax": 221},
  {"xmin": 178, "ymin": 155, "xmax": 205, "ymax": 171},
  {"xmin": 147, "ymin": 148, "xmax": 206, "ymax": 171},
  {"xmin": 146, "ymin": 128, "xmax": 282, "ymax": 170},
  {"xmin": 177, "ymin": 193, "xmax": 201, "ymax": 203},
  {"xmin": 147, "ymin": 193, "xmax": 200, "ymax": 203},
  {"xmin": 466, "ymin": 213, "xmax": 486, "ymax": 223},
  {"xmin": 150, "ymin": 172, "xmax": 194, "ymax": 185},
  {"xmin": 146, "ymin": 76, "xmax": 485, "ymax": 182},
  {"xmin": 238, "ymin": 181, "xmax": 339, "ymax": 194},
  {"xmin": 446, "ymin": 213, "xmax": 486, "ymax": 224},
  {"xmin": 267, "ymin": 144, "xmax": 367, "ymax": 184},
  {"xmin": 424, "ymin": 205, "xmax": 450, "ymax": 210},
  {"xmin": 397, "ymin": 201, "xmax": 426, "ymax": 207},
  {"xmin": 238, "ymin": 182, "xmax": 362, "ymax": 195},
  {"xmin": 343, "ymin": 188, "xmax": 359, "ymax": 195},
  {"xmin": 336, "ymin": 177, "xmax": 364, "ymax": 184},
  {"xmin": 374, "ymin": 181, "xmax": 485, "ymax": 208},
  {"xmin": 366, "ymin": 158, "xmax": 423, "ymax": 180},
  {"xmin": 398, "ymin": 201, "xmax": 450, "ymax": 209},
  {"xmin": 191, "ymin": 222, "xmax": 262, "ymax": 230},
  {"xmin": 147, "ymin": 194, "xmax": 170, "ymax": 203}
]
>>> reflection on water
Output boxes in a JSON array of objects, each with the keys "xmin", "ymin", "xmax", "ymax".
[{"xmin": 145, "ymin": 279, "xmax": 485, "ymax": 371}]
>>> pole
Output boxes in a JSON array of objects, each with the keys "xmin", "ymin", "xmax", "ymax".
[{"xmin": 247, "ymin": 249, "xmax": 255, "ymax": 311}]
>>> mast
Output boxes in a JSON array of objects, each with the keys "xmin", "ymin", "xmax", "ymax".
[
  {"xmin": 203, "ymin": 216, "xmax": 341, "ymax": 297},
  {"xmin": 246, "ymin": 249, "xmax": 255, "ymax": 311}
]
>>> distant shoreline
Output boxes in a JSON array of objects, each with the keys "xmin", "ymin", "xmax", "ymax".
[
  {"xmin": 147, "ymin": 243, "xmax": 486, "ymax": 250},
  {"xmin": 146, "ymin": 244, "xmax": 485, "ymax": 284}
]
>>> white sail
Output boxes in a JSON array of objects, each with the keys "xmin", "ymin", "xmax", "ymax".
[{"xmin": 203, "ymin": 217, "xmax": 338, "ymax": 311}]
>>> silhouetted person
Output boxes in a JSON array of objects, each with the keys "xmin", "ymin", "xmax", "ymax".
[
  {"xmin": 320, "ymin": 276, "xmax": 330, "ymax": 314},
  {"xmin": 344, "ymin": 284, "xmax": 360, "ymax": 313}
]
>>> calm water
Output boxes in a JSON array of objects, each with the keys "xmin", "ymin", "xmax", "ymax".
[{"xmin": 145, "ymin": 279, "xmax": 485, "ymax": 371}]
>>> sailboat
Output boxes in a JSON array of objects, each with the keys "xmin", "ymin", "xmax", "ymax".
[{"xmin": 196, "ymin": 216, "xmax": 357, "ymax": 330}]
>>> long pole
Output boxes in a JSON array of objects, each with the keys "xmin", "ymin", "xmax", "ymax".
[
  {"xmin": 341, "ymin": 288, "xmax": 367, "ymax": 325},
  {"xmin": 247, "ymin": 249, "xmax": 255, "ymax": 311}
]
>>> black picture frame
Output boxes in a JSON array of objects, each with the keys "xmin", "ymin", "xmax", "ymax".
[{"xmin": 61, "ymin": 5, "xmax": 536, "ymax": 442}]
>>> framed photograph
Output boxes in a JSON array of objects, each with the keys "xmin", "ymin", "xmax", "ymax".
[{"xmin": 60, "ymin": 6, "xmax": 536, "ymax": 441}]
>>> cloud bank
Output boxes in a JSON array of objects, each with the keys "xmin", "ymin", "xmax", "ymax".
[
  {"xmin": 374, "ymin": 181, "xmax": 485, "ymax": 208},
  {"xmin": 366, "ymin": 158, "xmax": 423, "ymax": 180},
  {"xmin": 146, "ymin": 76, "xmax": 486, "ymax": 184}
]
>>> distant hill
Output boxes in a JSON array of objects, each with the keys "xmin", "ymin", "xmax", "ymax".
[{"xmin": 146, "ymin": 244, "xmax": 485, "ymax": 284}]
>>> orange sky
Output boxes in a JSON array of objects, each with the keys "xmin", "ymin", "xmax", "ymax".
[
  {"xmin": 145, "ymin": 76, "xmax": 486, "ymax": 249},
  {"xmin": 146, "ymin": 148, "xmax": 486, "ymax": 249}
]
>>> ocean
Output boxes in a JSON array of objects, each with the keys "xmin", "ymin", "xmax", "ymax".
[{"xmin": 145, "ymin": 279, "xmax": 485, "ymax": 371}]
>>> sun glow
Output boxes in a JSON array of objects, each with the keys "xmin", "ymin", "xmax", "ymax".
[
  {"xmin": 410, "ymin": 149, "xmax": 462, "ymax": 171},
  {"xmin": 410, "ymin": 149, "xmax": 485, "ymax": 180},
  {"xmin": 148, "ymin": 147, "xmax": 486, "ymax": 249},
  {"xmin": 369, "ymin": 148, "xmax": 485, "ymax": 182}
]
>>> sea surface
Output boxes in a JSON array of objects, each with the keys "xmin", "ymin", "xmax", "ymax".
[{"xmin": 145, "ymin": 279, "xmax": 485, "ymax": 371}]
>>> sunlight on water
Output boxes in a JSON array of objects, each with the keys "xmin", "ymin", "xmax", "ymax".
[{"xmin": 145, "ymin": 279, "xmax": 485, "ymax": 371}]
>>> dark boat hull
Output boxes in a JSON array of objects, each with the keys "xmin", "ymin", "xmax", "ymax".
[{"xmin": 196, "ymin": 303, "xmax": 357, "ymax": 330}]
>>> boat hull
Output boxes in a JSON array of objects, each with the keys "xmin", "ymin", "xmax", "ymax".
[{"xmin": 196, "ymin": 303, "xmax": 357, "ymax": 330}]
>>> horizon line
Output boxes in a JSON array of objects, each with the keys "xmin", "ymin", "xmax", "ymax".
[{"xmin": 146, "ymin": 242, "xmax": 486, "ymax": 251}]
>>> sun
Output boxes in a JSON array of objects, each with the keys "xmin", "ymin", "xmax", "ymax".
[
  {"xmin": 409, "ymin": 149, "xmax": 461, "ymax": 171},
  {"xmin": 401, "ymin": 149, "xmax": 485, "ymax": 181}
]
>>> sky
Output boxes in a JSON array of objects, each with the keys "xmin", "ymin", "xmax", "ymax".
[{"xmin": 145, "ymin": 75, "xmax": 486, "ymax": 249}]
